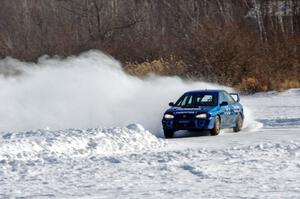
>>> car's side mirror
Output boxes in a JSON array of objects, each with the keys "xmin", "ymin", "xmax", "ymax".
[
  {"xmin": 220, "ymin": 101, "xmax": 229, "ymax": 106},
  {"xmin": 169, "ymin": 102, "xmax": 175, "ymax": 107}
]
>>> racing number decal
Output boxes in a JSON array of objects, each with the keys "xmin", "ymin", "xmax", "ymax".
[{"xmin": 224, "ymin": 106, "xmax": 231, "ymax": 115}]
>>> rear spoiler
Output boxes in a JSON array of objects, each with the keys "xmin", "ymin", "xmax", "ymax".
[{"xmin": 229, "ymin": 93, "xmax": 240, "ymax": 102}]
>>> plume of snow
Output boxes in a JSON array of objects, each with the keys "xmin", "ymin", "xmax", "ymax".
[{"xmin": 0, "ymin": 50, "xmax": 259, "ymax": 136}]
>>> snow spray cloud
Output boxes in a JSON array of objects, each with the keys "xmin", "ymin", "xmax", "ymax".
[{"xmin": 0, "ymin": 50, "xmax": 259, "ymax": 136}]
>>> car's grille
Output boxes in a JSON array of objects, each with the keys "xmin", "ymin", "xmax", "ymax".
[
  {"xmin": 173, "ymin": 121, "xmax": 195, "ymax": 129},
  {"xmin": 174, "ymin": 114, "xmax": 195, "ymax": 119}
]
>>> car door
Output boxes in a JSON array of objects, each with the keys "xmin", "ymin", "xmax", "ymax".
[
  {"xmin": 223, "ymin": 92, "xmax": 238, "ymax": 127},
  {"xmin": 219, "ymin": 92, "xmax": 231, "ymax": 128}
]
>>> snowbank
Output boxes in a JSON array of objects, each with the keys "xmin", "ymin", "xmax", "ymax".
[{"xmin": 0, "ymin": 124, "xmax": 166, "ymax": 162}]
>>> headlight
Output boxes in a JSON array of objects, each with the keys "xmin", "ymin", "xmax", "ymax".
[
  {"xmin": 196, "ymin": 113, "xmax": 207, "ymax": 119},
  {"xmin": 164, "ymin": 114, "xmax": 174, "ymax": 119}
]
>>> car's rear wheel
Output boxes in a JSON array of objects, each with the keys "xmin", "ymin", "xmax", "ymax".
[
  {"xmin": 164, "ymin": 130, "xmax": 174, "ymax": 138},
  {"xmin": 233, "ymin": 114, "xmax": 243, "ymax": 132},
  {"xmin": 211, "ymin": 116, "xmax": 221, "ymax": 136}
]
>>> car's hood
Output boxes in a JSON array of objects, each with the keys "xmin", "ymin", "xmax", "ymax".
[{"xmin": 167, "ymin": 106, "xmax": 214, "ymax": 114}]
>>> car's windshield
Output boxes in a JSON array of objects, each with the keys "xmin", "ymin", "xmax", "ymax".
[{"xmin": 175, "ymin": 93, "xmax": 218, "ymax": 107}]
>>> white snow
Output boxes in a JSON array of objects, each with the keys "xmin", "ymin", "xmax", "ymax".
[
  {"xmin": 0, "ymin": 52, "xmax": 299, "ymax": 198},
  {"xmin": 0, "ymin": 89, "xmax": 299, "ymax": 198},
  {"xmin": 243, "ymin": 89, "xmax": 300, "ymax": 128},
  {"xmin": 0, "ymin": 125, "xmax": 166, "ymax": 162}
]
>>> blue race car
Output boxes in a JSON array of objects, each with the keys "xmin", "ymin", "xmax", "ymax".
[{"xmin": 162, "ymin": 90, "xmax": 244, "ymax": 138}]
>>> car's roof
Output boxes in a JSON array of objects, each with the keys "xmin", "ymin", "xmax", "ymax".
[{"xmin": 184, "ymin": 89, "xmax": 225, "ymax": 94}]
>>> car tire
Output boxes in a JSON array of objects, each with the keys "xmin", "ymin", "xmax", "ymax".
[
  {"xmin": 211, "ymin": 116, "xmax": 221, "ymax": 136},
  {"xmin": 164, "ymin": 130, "xmax": 174, "ymax": 138},
  {"xmin": 233, "ymin": 114, "xmax": 243, "ymax": 132}
]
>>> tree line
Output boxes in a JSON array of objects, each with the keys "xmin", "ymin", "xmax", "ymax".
[{"xmin": 0, "ymin": 0, "xmax": 299, "ymax": 91}]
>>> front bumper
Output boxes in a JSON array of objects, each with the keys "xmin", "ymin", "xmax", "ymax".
[{"xmin": 162, "ymin": 117, "xmax": 215, "ymax": 131}]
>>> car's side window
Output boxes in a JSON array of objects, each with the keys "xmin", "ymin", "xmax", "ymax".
[
  {"xmin": 219, "ymin": 92, "xmax": 226, "ymax": 104},
  {"xmin": 223, "ymin": 92, "xmax": 235, "ymax": 104}
]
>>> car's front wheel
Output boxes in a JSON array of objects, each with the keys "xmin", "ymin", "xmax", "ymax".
[
  {"xmin": 211, "ymin": 116, "xmax": 221, "ymax": 136},
  {"xmin": 233, "ymin": 114, "xmax": 243, "ymax": 132},
  {"xmin": 164, "ymin": 130, "xmax": 174, "ymax": 138}
]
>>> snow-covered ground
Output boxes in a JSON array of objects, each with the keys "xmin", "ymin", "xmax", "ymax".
[
  {"xmin": 0, "ymin": 52, "xmax": 299, "ymax": 198},
  {"xmin": 1, "ymin": 90, "xmax": 300, "ymax": 199}
]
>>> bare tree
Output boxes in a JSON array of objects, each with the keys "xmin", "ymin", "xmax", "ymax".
[{"xmin": 0, "ymin": 0, "xmax": 299, "ymax": 91}]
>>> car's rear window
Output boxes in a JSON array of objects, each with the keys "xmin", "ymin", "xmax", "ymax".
[{"xmin": 175, "ymin": 93, "xmax": 218, "ymax": 107}]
